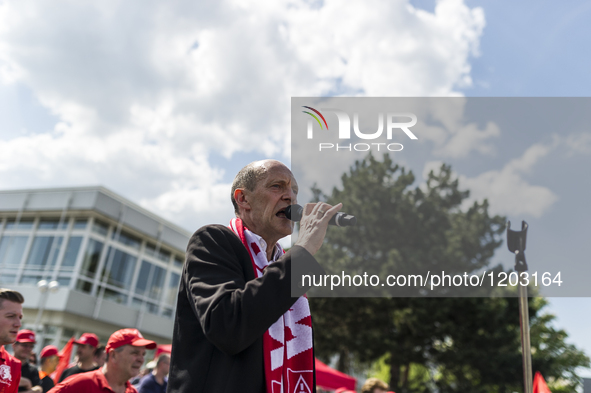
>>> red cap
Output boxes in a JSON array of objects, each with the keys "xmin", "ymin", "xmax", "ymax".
[
  {"xmin": 74, "ymin": 333, "xmax": 99, "ymax": 348},
  {"xmin": 40, "ymin": 345, "xmax": 59, "ymax": 359},
  {"xmin": 16, "ymin": 329, "xmax": 36, "ymax": 343},
  {"xmin": 105, "ymin": 329, "xmax": 156, "ymax": 353}
]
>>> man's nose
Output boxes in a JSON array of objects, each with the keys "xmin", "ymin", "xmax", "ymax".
[{"xmin": 283, "ymin": 188, "xmax": 296, "ymax": 203}]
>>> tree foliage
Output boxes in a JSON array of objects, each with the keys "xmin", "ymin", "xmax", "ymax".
[{"xmin": 309, "ymin": 154, "xmax": 589, "ymax": 392}]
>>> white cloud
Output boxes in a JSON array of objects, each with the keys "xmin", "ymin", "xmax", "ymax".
[
  {"xmin": 410, "ymin": 98, "xmax": 502, "ymax": 159},
  {"xmin": 0, "ymin": 0, "xmax": 485, "ymax": 229},
  {"xmin": 436, "ymin": 121, "xmax": 500, "ymax": 158},
  {"xmin": 564, "ymin": 132, "xmax": 591, "ymax": 156},
  {"xmin": 458, "ymin": 142, "xmax": 559, "ymax": 218}
]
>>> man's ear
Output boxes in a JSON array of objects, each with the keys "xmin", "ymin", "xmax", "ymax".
[{"xmin": 234, "ymin": 189, "xmax": 251, "ymax": 212}]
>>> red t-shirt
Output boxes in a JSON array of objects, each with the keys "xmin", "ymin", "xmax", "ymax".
[
  {"xmin": 0, "ymin": 345, "xmax": 21, "ymax": 393},
  {"xmin": 48, "ymin": 369, "xmax": 137, "ymax": 393}
]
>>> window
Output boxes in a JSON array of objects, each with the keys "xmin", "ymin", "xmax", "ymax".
[
  {"xmin": 61, "ymin": 236, "xmax": 83, "ymax": 268},
  {"xmin": 131, "ymin": 297, "xmax": 159, "ymax": 314},
  {"xmin": 135, "ymin": 262, "xmax": 152, "ymax": 296},
  {"xmin": 92, "ymin": 220, "xmax": 109, "ymax": 236},
  {"xmin": 80, "ymin": 239, "xmax": 104, "ymax": 279},
  {"xmin": 102, "ymin": 287, "xmax": 127, "ymax": 304},
  {"xmin": 149, "ymin": 265, "xmax": 166, "ymax": 298},
  {"xmin": 4, "ymin": 219, "xmax": 34, "ymax": 230},
  {"xmin": 111, "ymin": 230, "xmax": 140, "ymax": 250},
  {"xmin": 173, "ymin": 256, "xmax": 183, "ymax": 268},
  {"xmin": 101, "ymin": 247, "xmax": 137, "ymax": 288},
  {"xmin": 157, "ymin": 249, "xmax": 170, "ymax": 262},
  {"xmin": 135, "ymin": 261, "xmax": 165, "ymax": 299},
  {"xmin": 76, "ymin": 279, "xmax": 93, "ymax": 294},
  {"xmin": 166, "ymin": 272, "xmax": 181, "ymax": 307},
  {"xmin": 25, "ymin": 236, "xmax": 63, "ymax": 267},
  {"xmin": 56, "ymin": 277, "xmax": 71, "ymax": 287},
  {"xmin": 0, "ymin": 236, "xmax": 29, "ymax": 266},
  {"xmin": 73, "ymin": 219, "xmax": 87, "ymax": 230},
  {"xmin": 145, "ymin": 243, "xmax": 156, "ymax": 257},
  {"xmin": 145, "ymin": 302, "xmax": 159, "ymax": 314},
  {"xmin": 145, "ymin": 243, "xmax": 170, "ymax": 262},
  {"xmin": 38, "ymin": 219, "xmax": 68, "ymax": 230}
]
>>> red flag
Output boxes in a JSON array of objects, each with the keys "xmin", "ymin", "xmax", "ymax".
[
  {"xmin": 53, "ymin": 337, "xmax": 75, "ymax": 384},
  {"xmin": 533, "ymin": 371, "xmax": 552, "ymax": 393}
]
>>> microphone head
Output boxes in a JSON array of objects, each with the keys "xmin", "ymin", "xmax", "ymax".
[{"xmin": 284, "ymin": 204, "xmax": 303, "ymax": 222}]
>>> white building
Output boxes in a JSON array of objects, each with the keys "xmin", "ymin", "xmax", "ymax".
[{"xmin": 0, "ymin": 186, "xmax": 191, "ymax": 351}]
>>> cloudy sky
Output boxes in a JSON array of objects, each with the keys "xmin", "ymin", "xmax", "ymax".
[{"xmin": 1, "ymin": 0, "xmax": 591, "ymax": 379}]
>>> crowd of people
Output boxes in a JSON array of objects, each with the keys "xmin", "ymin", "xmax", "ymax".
[{"xmin": 0, "ymin": 288, "xmax": 168, "ymax": 393}]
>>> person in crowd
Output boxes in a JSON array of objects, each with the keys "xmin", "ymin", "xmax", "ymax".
[
  {"xmin": 93, "ymin": 346, "xmax": 106, "ymax": 368},
  {"xmin": 167, "ymin": 160, "xmax": 340, "ymax": 393},
  {"xmin": 0, "ymin": 288, "xmax": 25, "ymax": 393},
  {"xmin": 48, "ymin": 328, "xmax": 156, "ymax": 393},
  {"xmin": 361, "ymin": 377, "xmax": 389, "ymax": 393},
  {"xmin": 12, "ymin": 330, "xmax": 42, "ymax": 393},
  {"xmin": 58, "ymin": 333, "xmax": 99, "ymax": 382},
  {"xmin": 136, "ymin": 354, "xmax": 169, "ymax": 393},
  {"xmin": 38, "ymin": 346, "xmax": 59, "ymax": 393}
]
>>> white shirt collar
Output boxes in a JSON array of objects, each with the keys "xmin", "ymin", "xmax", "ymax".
[{"xmin": 249, "ymin": 231, "xmax": 283, "ymax": 262}]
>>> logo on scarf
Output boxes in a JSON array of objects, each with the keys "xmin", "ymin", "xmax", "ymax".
[
  {"xmin": 303, "ymin": 106, "xmax": 418, "ymax": 153},
  {"xmin": 0, "ymin": 364, "xmax": 12, "ymax": 384},
  {"xmin": 288, "ymin": 369, "xmax": 313, "ymax": 393}
]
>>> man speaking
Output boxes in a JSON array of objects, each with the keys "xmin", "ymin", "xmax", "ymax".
[{"xmin": 167, "ymin": 160, "xmax": 341, "ymax": 393}]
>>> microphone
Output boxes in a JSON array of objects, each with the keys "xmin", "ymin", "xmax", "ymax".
[{"xmin": 284, "ymin": 204, "xmax": 357, "ymax": 227}]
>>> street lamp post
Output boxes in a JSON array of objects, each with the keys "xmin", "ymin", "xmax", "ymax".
[{"xmin": 34, "ymin": 279, "xmax": 59, "ymax": 349}]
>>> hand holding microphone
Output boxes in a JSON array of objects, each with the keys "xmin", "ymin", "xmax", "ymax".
[{"xmin": 292, "ymin": 202, "xmax": 342, "ymax": 256}]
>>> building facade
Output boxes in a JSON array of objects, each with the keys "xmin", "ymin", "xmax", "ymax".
[{"xmin": 0, "ymin": 186, "xmax": 191, "ymax": 351}]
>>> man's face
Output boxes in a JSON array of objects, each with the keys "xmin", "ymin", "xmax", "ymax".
[
  {"xmin": 109, "ymin": 345, "xmax": 146, "ymax": 379},
  {"xmin": 158, "ymin": 357, "xmax": 170, "ymax": 375},
  {"xmin": 238, "ymin": 161, "xmax": 298, "ymax": 244},
  {"xmin": 94, "ymin": 350, "xmax": 106, "ymax": 367},
  {"xmin": 12, "ymin": 341, "xmax": 35, "ymax": 362},
  {"xmin": 43, "ymin": 355, "xmax": 60, "ymax": 373},
  {"xmin": 76, "ymin": 343, "xmax": 95, "ymax": 362},
  {"xmin": 0, "ymin": 300, "xmax": 22, "ymax": 346}
]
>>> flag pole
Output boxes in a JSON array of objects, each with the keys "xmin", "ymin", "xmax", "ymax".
[{"xmin": 507, "ymin": 221, "xmax": 532, "ymax": 393}]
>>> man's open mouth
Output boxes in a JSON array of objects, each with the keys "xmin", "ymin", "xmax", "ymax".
[{"xmin": 276, "ymin": 208, "xmax": 287, "ymax": 218}]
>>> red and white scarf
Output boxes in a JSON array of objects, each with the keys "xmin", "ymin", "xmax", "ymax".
[{"xmin": 229, "ymin": 218, "xmax": 314, "ymax": 393}]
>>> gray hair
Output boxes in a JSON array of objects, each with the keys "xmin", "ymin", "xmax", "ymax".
[
  {"xmin": 105, "ymin": 345, "xmax": 125, "ymax": 362},
  {"xmin": 230, "ymin": 162, "xmax": 268, "ymax": 215}
]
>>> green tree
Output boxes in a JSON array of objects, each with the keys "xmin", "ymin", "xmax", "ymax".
[{"xmin": 309, "ymin": 154, "xmax": 588, "ymax": 392}]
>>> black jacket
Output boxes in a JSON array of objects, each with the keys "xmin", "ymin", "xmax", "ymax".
[{"xmin": 167, "ymin": 225, "xmax": 323, "ymax": 393}]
